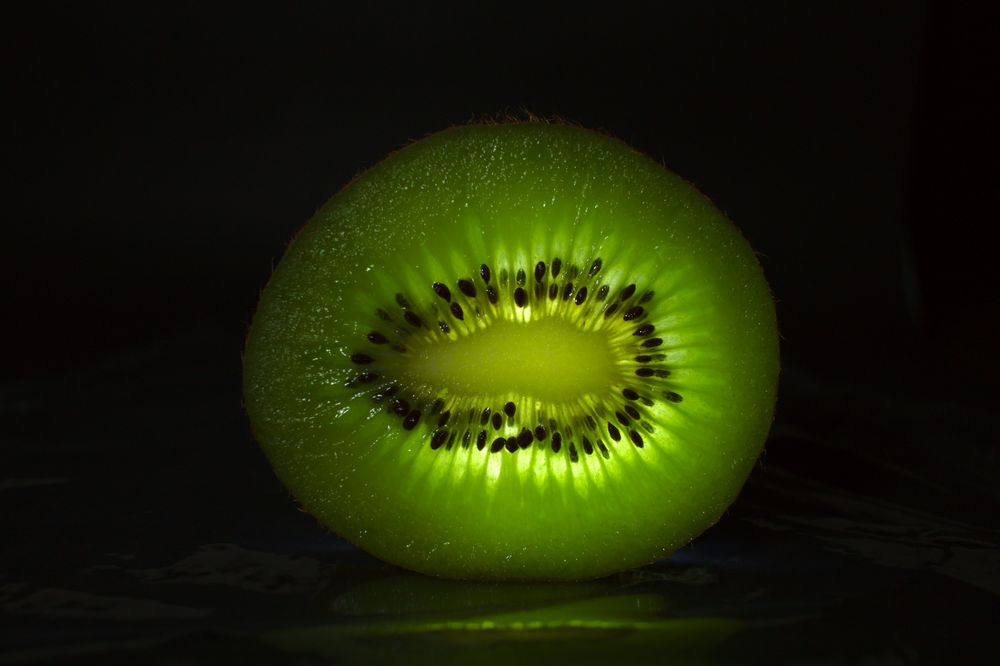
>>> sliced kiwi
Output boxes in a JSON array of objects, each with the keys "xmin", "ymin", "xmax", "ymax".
[{"xmin": 243, "ymin": 122, "xmax": 779, "ymax": 581}]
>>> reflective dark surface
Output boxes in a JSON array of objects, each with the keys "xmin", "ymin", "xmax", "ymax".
[{"xmin": 2, "ymin": 326, "xmax": 997, "ymax": 664}]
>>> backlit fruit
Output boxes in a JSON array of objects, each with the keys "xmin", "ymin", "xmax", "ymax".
[{"xmin": 243, "ymin": 122, "xmax": 779, "ymax": 581}]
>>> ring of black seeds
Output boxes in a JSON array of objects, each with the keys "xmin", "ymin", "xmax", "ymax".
[{"xmin": 350, "ymin": 256, "xmax": 683, "ymax": 462}]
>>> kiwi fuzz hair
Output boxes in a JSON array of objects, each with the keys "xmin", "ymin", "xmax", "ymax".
[{"xmin": 243, "ymin": 121, "xmax": 779, "ymax": 581}]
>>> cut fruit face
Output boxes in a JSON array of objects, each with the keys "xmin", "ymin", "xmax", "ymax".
[{"xmin": 243, "ymin": 123, "xmax": 779, "ymax": 581}]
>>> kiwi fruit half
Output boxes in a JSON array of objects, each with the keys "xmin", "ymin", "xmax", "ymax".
[{"xmin": 243, "ymin": 121, "xmax": 779, "ymax": 581}]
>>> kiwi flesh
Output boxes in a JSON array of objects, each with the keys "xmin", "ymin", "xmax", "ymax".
[{"xmin": 243, "ymin": 122, "xmax": 779, "ymax": 581}]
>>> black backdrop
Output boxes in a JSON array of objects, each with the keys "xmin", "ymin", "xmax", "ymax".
[
  {"xmin": 3, "ymin": 3, "xmax": 998, "ymax": 664},
  {"xmin": 7, "ymin": 3, "xmax": 999, "ymax": 387}
]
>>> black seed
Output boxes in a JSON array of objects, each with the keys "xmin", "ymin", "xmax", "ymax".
[
  {"xmin": 392, "ymin": 399, "xmax": 410, "ymax": 416},
  {"xmin": 534, "ymin": 261, "xmax": 546, "ymax": 282},
  {"xmin": 640, "ymin": 397, "xmax": 654, "ymax": 406},
  {"xmin": 516, "ymin": 268, "xmax": 526, "ymax": 286},
  {"xmin": 450, "ymin": 302, "xmax": 464, "ymax": 320},
  {"xmin": 367, "ymin": 331, "xmax": 389, "ymax": 344},
  {"xmin": 534, "ymin": 283, "xmax": 544, "ymax": 300},
  {"xmin": 664, "ymin": 391, "xmax": 684, "ymax": 403},
  {"xmin": 505, "ymin": 437, "xmax": 519, "ymax": 453},
  {"xmin": 569, "ymin": 442, "xmax": 579, "ymax": 462},
  {"xmin": 608, "ymin": 423, "xmax": 621, "ymax": 441},
  {"xmin": 635, "ymin": 368, "xmax": 655, "ymax": 377},
  {"xmin": 514, "ymin": 288, "xmax": 527, "ymax": 307},
  {"xmin": 597, "ymin": 440, "xmax": 610, "ymax": 458},
  {"xmin": 403, "ymin": 410, "xmax": 421, "ymax": 430},
  {"xmin": 458, "ymin": 279, "xmax": 476, "ymax": 297},
  {"xmin": 623, "ymin": 388, "xmax": 639, "ymax": 400},
  {"xmin": 534, "ymin": 425, "xmax": 547, "ymax": 440},
  {"xmin": 350, "ymin": 353, "xmax": 374, "ymax": 364},
  {"xmin": 596, "ymin": 285, "xmax": 609, "ymax": 301},
  {"xmin": 588, "ymin": 258, "xmax": 602, "ymax": 277},
  {"xmin": 486, "ymin": 285, "xmax": 499, "ymax": 304},
  {"xmin": 574, "ymin": 287, "xmax": 588, "ymax": 305},
  {"xmin": 604, "ymin": 303, "xmax": 619, "ymax": 318},
  {"xmin": 552, "ymin": 432, "xmax": 562, "ymax": 452},
  {"xmin": 492, "ymin": 413, "xmax": 502, "ymax": 430},
  {"xmin": 404, "ymin": 311, "xmax": 423, "ymax": 328},
  {"xmin": 549, "ymin": 284, "xmax": 558, "ymax": 300},
  {"xmin": 568, "ymin": 265, "xmax": 579, "ymax": 279},
  {"xmin": 623, "ymin": 306, "xmax": 644, "ymax": 321},
  {"xmin": 504, "ymin": 401, "xmax": 516, "ymax": 417},
  {"xmin": 635, "ymin": 355, "xmax": 652, "ymax": 363},
  {"xmin": 630, "ymin": 430, "xmax": 644, "ymax": 447},
  {"xmin": 438, "ymin": 410, "xmax": 451, "ymax": 427},
  {"xmin": 447, "ymin": 432, "xmax": 456, "ymax": 449},
  {"xmin": 431, "ymin": 399, "xmax": 444, "ymax": 414},
  {"xmin": 551, "ymin": 257, "xmax": 562, "ymax": 277},
  {"xmin": 395, "ymin": 293, "xmax": 410, "ymax": 309},
  {"xmin": 615, "ymin": 411, "xmax": 630, "ymax": 426},
  {"xmin": 585, "ymin": 415, "xmax": 596, "ymax": 429},
  {"xmin": 480, "ymin": 264, "xmax": 491, "ymax": 284},
  {"xmin": 499, "ymin": 269, "xmax": 509, "ymax": 286},
  {"xmin": 633, "ymin": 324, "xmax": 655, "ymax": 337},
  {"xmin": 491, "ymin": 437, "xmax": 505, "ymax": 453},
  {"xmin": 477, "ymin": 431, "xmax": 487, "ymax": 450},
  {"xmin": 642, "ymin": 422, "xmax": 655, "ymax": 433},
  {"xmin": 438, "ymin": 321, "xmax": 451, "ymax": 334},
  {"xmin": 462, "ymin": 431, "xmax": 472, "ymax": 448},
  {"xmin": 655, "ymin": 369, "xmax": 671, "ymax": 377},
  {"xmin": 375, "ymin": 308, "xmax": 393, "ymax": 321},
  {"xmin": 480, "ymin": 407, "xmax": 491, "ymax": 425},
  {"xmin": 625, "ymin": 405, "xmax": 640, "ymax": 419},
  {"xmin": 562, "ymin": 282, "xmax": 574, "ymax": 301},
  {"xmin": 620, "ymin": 284, "xmax": 636, "ymax": 301},
  {"xmin": 642, "ymin": 338, "xmax": 664, "ymax": 348},
  {"xmin": 582, "ymin": 437, "xmax": 594, "ymax": 455},
  {"xmin": 640, "ymin": 291, "xmax": 654, "ymax": 303},
  {"xmin": 432, "ymin": 282, "xmax": 451, "ymax": 302},
  {"xmin": 517, "ymin": 429, "xmax": 533, "ymax": 448},
  {"xmin": 431, "ymin": 430, "xmax": 448, "ymax": 449}
]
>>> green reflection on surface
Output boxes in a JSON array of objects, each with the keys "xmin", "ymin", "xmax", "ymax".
[{"xmin": 262, "ymin": 572, "xmax": 741, "ymax": 664}]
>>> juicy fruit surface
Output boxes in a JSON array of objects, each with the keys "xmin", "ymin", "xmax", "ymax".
[{"xmin": 243, "ymin": 123, "xmax": 779, "ymax": 581}]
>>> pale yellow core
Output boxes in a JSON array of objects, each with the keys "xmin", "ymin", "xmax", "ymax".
[{"xmin": 402, "ymin": 317, "xmax": 616, "ymax": 403}]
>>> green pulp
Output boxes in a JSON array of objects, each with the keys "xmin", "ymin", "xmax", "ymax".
[{"xmin": 243, "ymin": 123, "xmax": 779, "ymax": 580}]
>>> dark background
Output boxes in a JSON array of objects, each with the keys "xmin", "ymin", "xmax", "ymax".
[{"xmin": 3, "ymin": 2, "xmax": 998, "ymax": 664}]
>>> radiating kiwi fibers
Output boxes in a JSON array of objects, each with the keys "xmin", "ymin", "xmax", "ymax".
[{"xmin": 243, "ymin": 122, "xmax": 779, "ymax": 581}]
